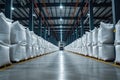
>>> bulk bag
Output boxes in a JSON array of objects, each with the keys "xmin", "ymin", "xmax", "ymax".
[
  {"xmin": 30, "ymin": 31, "xmax": 37, "ymax": 46},
  {"xmin": 0, "ymin": 13, "xmax": 12, "ymax": 44},
  {"xmin": 84, "ymin": 46, "xmax": 88, "ymax": 56},
  {"xmin": 26, "ymin": 28, "xmax": 32, "ymax": 46},
  {"xmin": 115, "ymin": 45, "xmax": 120, "ymax": 63},
  {"xmin": 98, "ymin": 22, "xmax": 114, "ymax": 44},
  {"xmin": 26, "ymin": 45, "xmax": 33, "ymax": 58},
  {"xmin": 0, "ymin": 42, "xmax": 11, "ymax": 67},
  {"xmin": 92, "ymin": 28, "xmax": 98, "ymax": 45},
  {"xmin": 10, "ymin": 42, "xmax": 27, "ymax": 62},
  {"xmin": 98, "ymin": 44, "xmax": 115, "ymax": 61},
  {"xmin": 88, "ymin": 45, "xmax": 93, "ymax": 57},
  {"xmin": 11, "ymin": 21, "xmax": 26, "ymax": 44},
  {"xmin": 87, "ymin": 32, "xmax": 92, "ymax": 46},
  {"xmin": 92, "ymin": 45, "xmax": 98, "ymax": 58},
  {"xmin": 115, "ymin": 20, "xmax": 120, "ymax": 44}
]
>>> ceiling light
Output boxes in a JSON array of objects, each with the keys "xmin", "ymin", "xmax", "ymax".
[
  {"xmin": 60, "ymin": 4, "xmax": 63, "ymax": 9},
  {"xmin": 87, "ymin": 13, "xmax": 90, "ymax": 17},
  {"xmin": 11, "ymin": 7, "xmax": 15, "ymax": 10},
  {"xmin": 60, "ymin": 18, "xmax": 63, "ymax": 21},
  {"xmin": 33, "ymin": 13, "xmax": 36, "ymax": 17},
  {"xmin": 60, "ymin": 25, "xmax": 62, "ymax": 28}
]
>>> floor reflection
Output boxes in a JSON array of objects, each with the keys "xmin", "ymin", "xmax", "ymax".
[
  {"xmin": 59, "ymin": 51, "xmax": 65, "ymax": 80},
  {"xmin": 0, "ymin": 51, "xmax": 120, "ymax": 80}
]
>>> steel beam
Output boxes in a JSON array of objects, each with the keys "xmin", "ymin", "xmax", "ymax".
[
  {"xmin": 89, "ymin": 0, "xmax": 94, "ymax": 30},
  {"xmin": 24, "ymin": 24, "xmax": 99, "ymax": 27},
  {"xmin": 29, "ymin": 0, "xmax": 34, "ymax": 31},
  {"xmin": 0, "ymin": 2, "xmax": 112, "ymax": 8},
  {"xmin": 112, "ymin": 0, "xmax": 120, "ymax": 25},
  {"xmin": 38, "ymin": 17, "xmax": 42, "ymax": 36},
  {"xmin": 81, "ymin": 17, "xmax": 85, "ymax": 36},
  {"xmin": 13, "ymin": 16, "xmax": 109, "ymax": 20},
  {"xmin": 5, "ymin": 0, "xmax": 13, "ymax": 19}
]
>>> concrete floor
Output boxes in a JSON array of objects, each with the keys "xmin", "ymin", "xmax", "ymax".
[{"xmin": 0, "ymin": 51, "xmax": 120, "ymax": 80}]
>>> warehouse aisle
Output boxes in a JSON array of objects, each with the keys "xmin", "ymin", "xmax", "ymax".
[{"xmin": 0, "ymin": 51, "xmax": 120, "ymax": 80}]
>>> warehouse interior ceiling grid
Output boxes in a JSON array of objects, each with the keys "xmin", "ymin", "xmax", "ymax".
[{"xmin": 0, "ymin": 0, "xmax": 112, "ymax": 42}]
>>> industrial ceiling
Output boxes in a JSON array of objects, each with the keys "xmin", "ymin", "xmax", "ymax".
[{"xmin": 0, "ymin": 0, "xmax": 112, "ymax": 44}]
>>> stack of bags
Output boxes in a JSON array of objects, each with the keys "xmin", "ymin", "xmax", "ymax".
[
  {"xmin": 98, "ymin": 22, "xmax": 115, "ymax": 61},
  {"xmin": 34, "ymin": 35, "xmax": 39, "ymax": 56},
  {"xmin": 87, "ymin": 31, "xmax": 93, "ymax": 57},
  {"xmin": 0, "ymin": 13, "xmax": 12, "ymax": 66},
  {"xmin": 78, "ymin": 38, "xmax": 82, "ymax": 53},
  {"xmin": 10, "ymin": 21, "xmax": 27, "ymax": 62},
  {"xmin": 76, "ymin": 39, "xmax": 81, "ymax": 53},
  {"xmin": 83, "ymin": 34, "xmax": 88, "ymax": 55},
  {"xmin": 26, "ymin": 28, "xmax": 33, "ymax": 58},
  {"xmin": 40, "ymin": 38, "xmax": 45, "ymax": 55},
  {"xmin": 73, "ymin": 39, "xmax": 77, "ymax": 53},
  {"xmin": 92, "ymin": 28, "xmax": 98, "ymax": 58},
  {"xmin": 115, "ymin": 20, "xmax": 120, "ymax": 63},
  {"xmin": 0, "ymin": 12, "xmax": 59, "ymax": 66},
  {"xmin": 38, "ymin": 37, "xmax": 43, "ymax": 55},
  {"xmin": 81, "ymin": 35, "xmax": 85, "ymax": 55},
  {"xmin": 36, "ymin": 36, "xmax": 41, "ymax": 56},
  {"xmin": 30, "ymin": 31, "xmax": 38, "ymax": 57}
]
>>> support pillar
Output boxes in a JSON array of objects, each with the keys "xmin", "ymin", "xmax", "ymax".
[
  {"xmin": 89, "ymin": 0, "xmax": 94, "ymax": 30},
  {"xmin": 112, "ymin": 0, "xmax": 120, "ymax": 26},
  {"xmin": 29, "ymin": 0, "xmax": 34, "ymax": 31},
  {"xmin": 81, "ymin": 16, "xmax": 85, "ymax": 37},
  {"xmin": 5, "ymin": 0, "xmax": 13, "ymax": 19},
  {"xmin": 38, "ymin": 17, "xmax": 42, "ymax": 36}
]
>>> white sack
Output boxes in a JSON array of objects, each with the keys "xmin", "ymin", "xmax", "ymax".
[
  {"xmin": 84, "ymin": 46, "xmax": 88, "ymax": 56},
  {"xmin": 92, "ymin": 45, "xmax": 98, "ymax": 58},
  {"xmin": 98, "ymin": 44, "xmax": 115, "ymax": 60},
  {"xmin": 88, "ymin": 45, "xmax": 93, "ymax": 56},
  {"xmin": 26, "ymin": 28, "xmax": 32, "ymax": 46},
  {"xmin": 0, "ymin": 13, "xmax": 12, "ymax": 44},
  {"xmin": 115, "ymin": 45, "xmax": 120, "ymax": 63},
  {"xmin": 11, "ymin": 21, "xmax": 26, "ymax": 44},
  {"xmin": 98, "ymin": 22, "xmax": 114, "ymax": 44},
  {"xmin": 87, "ymin": 32, "xmax": 92, "ymax": 46},
  {"xmin": 30, "ymin": 31, "xmax": 37, "ymax": 46},
  {"xmin": 26, "ymin": 45, "xmax": 33, "ymax": 58},
  {"xmin": 10, "ymin": 42, "xmax": 27, "ymax": 62},
  {"xmin": 92, "ymin": 28, "xmax": 98, "ymax": 45},
  {"xmin": 32, "ymin": 46, "xmax": 37, "ymax": 57},
  {"xmin": 0, "ymin": 43, "xmax": 11, "ymax": 67},
  {"xmin": 115, "ymin": 20, "xmax": 120, "ymax": 44}
]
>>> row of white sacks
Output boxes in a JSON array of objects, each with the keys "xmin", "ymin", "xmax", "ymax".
[
  {"xmin": 65, "ymin": 21, "xmax": 120, "ymax": 62},
  {"xmin": 0, "ymin": 13, "xmax": 58, "ymax": 67}
]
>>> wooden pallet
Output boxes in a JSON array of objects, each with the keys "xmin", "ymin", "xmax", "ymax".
[
  {"xmin": 100, "ymin": 59, "xmax": 114, "ymax": 62},
  {"xmin": 115, "ymin": 62, "xmax": 120, "ymax": 65},
  {"xmin": 0, "ymin": 63, "xmax": 12, "ymax": 69}
]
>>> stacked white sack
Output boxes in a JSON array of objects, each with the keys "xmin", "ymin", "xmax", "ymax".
[
  {"xmin": 30, "ymin": 31, "xmax": 38, "ymax": 57},
  {"xmin": 10, "ymin": 21, "xmax": 27, "ymax": 62},
  {"xmin": 92, "ymin": 28, "xmax": 98, "ymax": 58},
  {"xmin": 98, "ymin": 22, "xmax": 115, "ymax": 61},
  {"xmin": 0, "ymin": 13, "xmax": 12, "ymax": 66},
  {"xmin": 25, "ymin": 28, "xmax": 33, "ymax": 58},
  {"xmin": 87, "ymin": 31, "xmax": 93, "ymax": 56},
  {"xmin": 115, "ymin": 20, "xmax": 120, "ymax": 63}
]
